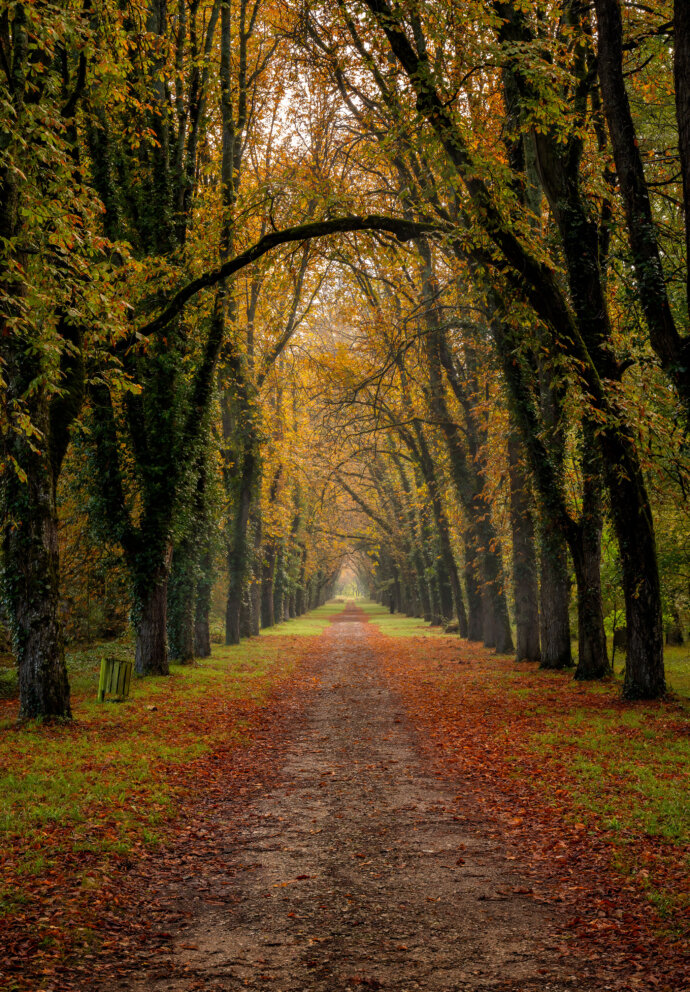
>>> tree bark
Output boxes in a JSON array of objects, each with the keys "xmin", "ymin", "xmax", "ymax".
[
  {"xmin": 539, "ymin": 526, "xmax": 572, "ymax": 669},
  {"xmin": 225, "ymin": 443, "xmax": 258, "ymax": 644},
  {"xmin": 610, "ymin": 463, "xmax": 665, "ymax": 698},
  {"xmin": 409, "ymin": 429, "xmax": 467, "ymax": 630},
  {"xmin": 464, "ymin": 528, "xmax": 484, "ymax": 641},
  {"xmin": 477, "ymin": 519, "xmax": 514, "ymax": 654},
  {"xmin": 134, "ymin": 564, "xmax": 170, "ymax": 676},
  {"xmin": 239, "ymin": 593, "xmax": 254, "ymax": 639},
  {"xmin": 193, "ymin": 553, "xmax": 212, "ymax": 658},
  {"xmin": 573, "ymin": 427, "xmax": 610, "ymax": 680},
  {"xmin": 249, "ymin": 509, "xmax": 262, "ymax": 636},
  {"xmin": 392, "ymin": 455, "xmax": 433, "ymax": 621},
  {"xmin": 261, "ymin": 542, "xmax": 277, "ymax": 628},
  {"xmin": 434, "ymin": 551, "xmax": 455, "ymax": 627},
  {"xmin": 3, "ymin": 458, "xmax": 71, "ymax": 720},
  {"xmin": 273, "ymin": 544, "xmax": 286, "ymax": 625},
  {"xmin": 507, "ymin": 431, "xmax": 541, "ymax": 661},
  {"xmin": 225, "ymin": 563, "xmax": 243, "ymax": 645},
  {"xmin": 295, "ymin": 544, "xmax": 308, "ymax": 616},
  {"xmin": 167, "ymin": 542, "xmax": 196, "ymax": 662},
  {"xmin": 419, "ymin": 502, "xmax": 443, "ymax": 625},
  {"xmin": 676, "ymin": 0, "xmax": 690, "ymax": 312},
  {"xmin": 0, "ymin": 9, "xmax": 72, "ymax": 720},
  {"xmin": 593, "ymin": 0, "xmax": 690, "ymax": 413},
  {"xmin": 571, "ymin": 537, "xmax": 609, "ymax": 680}
]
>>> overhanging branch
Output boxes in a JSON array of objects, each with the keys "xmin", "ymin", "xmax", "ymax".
[{"xmin": 138, "ymin": 215, "xmax": 445, "ymax": 336}]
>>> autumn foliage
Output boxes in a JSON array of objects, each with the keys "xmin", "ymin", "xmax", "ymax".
[{"xmin": 1, "ymin": 0, "xmax": 690, "ymax": 983}]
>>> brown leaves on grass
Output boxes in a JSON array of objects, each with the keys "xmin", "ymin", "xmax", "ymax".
[
  {"xmin": 0, "ymin": 635, "xmax": 323, "ymax": 992},
  {"xmin": 372, "ymin": 630, "xmax": 690, "ymax": 992},
  {"xmin": 3, "ymin": 622, "xmax": 688, "ymax": 991}
]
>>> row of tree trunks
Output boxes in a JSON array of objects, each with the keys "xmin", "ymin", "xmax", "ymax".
[
  {"xmin": 507, "ymin": 431, "xmax": 541, "ymax": 662},
  {"xmin": 417, "ymin": 258, "xmax": 513, "ymax": 652},
  {"xmin": 355, "ymin": 0, "xmax": 665, "ymax": 698},
  {"xmin": 194, "ymin": 551, "xmax": 213, "ymax": 659},
  {"xmin": 167, "ymin": 542, "xmax": 196, "ymax": 663}
]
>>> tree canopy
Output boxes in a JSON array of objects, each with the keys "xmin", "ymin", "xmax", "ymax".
[{"xmin": 1, "ymin": 0, "xmax": 689, "ymax": 717}]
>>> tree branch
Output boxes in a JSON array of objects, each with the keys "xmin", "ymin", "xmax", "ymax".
[{"xmin": 137, "ymin": 215, "xmax": 445, "ymax": 337}]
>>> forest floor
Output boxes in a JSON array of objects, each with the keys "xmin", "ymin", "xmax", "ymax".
[{"xmin": 1, "ymin": 603, "xmax": 688, "ymax": 992}]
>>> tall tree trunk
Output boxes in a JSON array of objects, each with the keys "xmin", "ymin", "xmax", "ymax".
[
  {"xmin": 239, "ymin": 592, "xmax": 254, "ymax": 639},
  {"xmin": 419, "ymin": 506, "xmax": 442, "ymax": 625},
  {"xmin": 250, "ymin": 577, "xmax": 261, "ymax": 634},
  {"xmin": 1, "ymin": 75, "xmax": 70, "ymax": 718},
  {"xmin": 607, "ymin": 458, "xmax": 665, "ymax": 698},
  {"xmin": 400, "ymin": 571, "xmax": 414, "ymax": 615},
  {"xmin": 249, "ymin": 506, "xmax": 262, "ymax": 635},
  {"xmin": 507, "ymin": 431, "xmax": 541, "ymax": 661},
  {"xmin": 477, "ymin": 519, "xmax": 514, "ymax": 654},
  {"xmin": 226, "ymin": 559, "xmax": 244, "ymax": 645},
  {"xmin": 571, "ymin": 535, "xmax": 609, "ymax": 680},
  {"xmin": 464, "ymin": 528, "xmax": 484, "ymax": 641},
  {"xmin": 194, "ymin": 551, "xmax": 212, "ymax": 658},
  {"xmin": 413, "ymin": 536, "xmax": 434, "ymax": 621},
  {"xmin": 535, "ymin": 358, "xmax": 573, "ymax": 670},
  {"xmin": 539, "ymin": 526, "xmax": 572, "ymax": 669},
  {"xmin": 414, "ymin": 441, "xmax": 467, "ymax": 630},
  {"xmin": 3, "ymin": 456, "xmax": 71, "ymax": 720},
  {"xmin": 573, "ymin": 427, "xmax": 610, "ymax": 680},
  {"xmin": 273, "ymin": 543, "xmax": 286, "ymax": 625},
  {"xmin": 295, "ymin": 544, "xmax": 308, "ymax": 616},
  {"xmin": 261, "ymin": 542, "xmax": 277, "ymax": 628},
  {"xmin": 434, "ymin": 554, "xmax": 455, "ymax": 627},
  {"xmin": 134, "ymin": 563, "xmax": 170, "ymax": 676},
  {"xmin": 420, "ymin": 571, "xmax": 434, "ymax": 623},
  {"xmin": 167, "ymin": 542, "xmax": 196, "ymax": 663},
  {"xmin": 192, "ymin": 456, "xmax": 215, "ymax": 659},
  {"xmin": 593, "ymin": 0, "xmax": 690, "ymax": 413},
  {"xmin": 676, "ymin": 0, "xmax": 690, "ymax": 314},
  {"xmin": 392, "ymin": 455, "xmax": 432, "ymax": 621},
  {"xmin": 225, "ymin": 446, "xmax": 258, "ymax": 644}
]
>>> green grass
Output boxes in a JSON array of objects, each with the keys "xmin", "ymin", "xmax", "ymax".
[
  {"xmin": 259, "ymin": 600, "xmax": 348, "ymax": 636},
  {"xmin": 356, "ymin": 600, "xmax": 445, "ymax": 636},
  {"xmin": 488, "ymin": 676, "xmax": 690, "ymax": 929},
  {"xmin": 2, "ymin": 599, "xmax": 687, "ymax": 930},
  {"xmin": 527, "ymin": 708, "xmax": 690, "ymax": 844},
  {"xmin": 663, "ymin": 643, "xmax": 690, "ymax": 699},
  {"xmin": 0, "ymin": 598, "xmax": 375, "ymax": 905},
  {"xmin": 483, "ymin": 663, "xmax": 690, "ymax": 855},
  {"xmin": 565, "ymin": 638, "xmax": 690, "ymax": 701},
  {"xmin": 0, "ymin": 603, "xmax": 339, "ymax": 911}
]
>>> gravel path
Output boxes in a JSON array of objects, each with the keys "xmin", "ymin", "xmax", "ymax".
[{"xmin": 120, "ymin": 605, "xmax": 598, "ymax": 992}]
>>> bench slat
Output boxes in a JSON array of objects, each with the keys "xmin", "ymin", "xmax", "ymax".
[{"xmin": 97, "ymin": 658, "xmax": 134, "ymax": 703}]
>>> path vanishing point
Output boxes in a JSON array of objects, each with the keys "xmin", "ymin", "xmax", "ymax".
[{"xmin": 110, "ymin": 605, "xmax": 607, "ymax": 992}]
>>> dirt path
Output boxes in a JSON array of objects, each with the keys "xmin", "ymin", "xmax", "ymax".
[{"xmin": 112, "ymin": 606, "xmax": 602, "ymax": 992}]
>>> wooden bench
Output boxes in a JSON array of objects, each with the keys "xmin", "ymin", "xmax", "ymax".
[{"xmin": 97, "ymin": 657, "xmax": 133, "ymax": 703}]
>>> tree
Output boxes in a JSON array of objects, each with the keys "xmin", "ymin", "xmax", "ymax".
[{"xmin": 0, "ymin": 2, "xmax": 122, "ymax": 718}]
